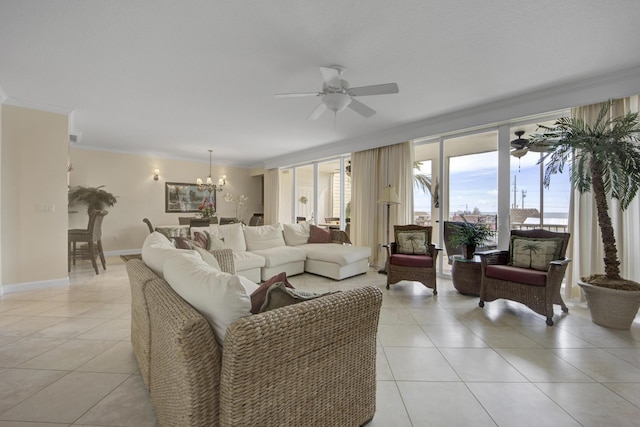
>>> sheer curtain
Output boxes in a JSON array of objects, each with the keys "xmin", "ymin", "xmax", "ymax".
[
  {"xmin": 566, "ymin": 95, "xmax": 640, "ymax": 299},
  {"xmin": 351, "ymin": 141, "xmax": 414, "ymax": 268},
  {"xmin": 263, "ymin": 168, "xmax": 279, "ymax": 225}
]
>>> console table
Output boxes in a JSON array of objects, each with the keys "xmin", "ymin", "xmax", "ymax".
[{"xmin": 451, "ymin": 255, "xmax": 481, "ymax": 296}]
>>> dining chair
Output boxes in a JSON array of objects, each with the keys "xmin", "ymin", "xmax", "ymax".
[{"xmin": 68, "ymin": 210, "xmax": 108, "ymax": 274}]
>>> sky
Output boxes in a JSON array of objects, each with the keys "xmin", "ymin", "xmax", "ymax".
[{"xmin": 414, "ymin": 151, "xmax": 572, "ymax": 217}]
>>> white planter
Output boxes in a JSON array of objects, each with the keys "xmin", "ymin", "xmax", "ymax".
[{"xmin": 578, "ymin": 280, "xmax": 640, "ymax": 330}]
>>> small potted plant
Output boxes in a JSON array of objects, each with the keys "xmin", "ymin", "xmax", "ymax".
[{"xmin": 448, "ymin": 217, "xmax": 494, "ymax": 259}]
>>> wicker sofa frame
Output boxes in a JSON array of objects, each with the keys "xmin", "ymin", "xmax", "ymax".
[
  {"xmin": 386, "ymin": 225, "xmax": 440, "ymax": 294},
  {"xmin": 477, "ymin": 229, "xmax": 571, "ymax": 326},
  {"xmin": 126, "ymin": 251, "xmax": 382, "ymax": 426}
]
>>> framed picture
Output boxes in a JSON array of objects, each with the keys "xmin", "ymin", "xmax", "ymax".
[{"xmin": 165, "ymin": 182, "xmax": 216, "ymax": 213}]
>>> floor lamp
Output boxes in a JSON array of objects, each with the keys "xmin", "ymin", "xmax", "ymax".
[{"xmin": 378, "ymin": 184, "xmax": 400, "ymax": 274}]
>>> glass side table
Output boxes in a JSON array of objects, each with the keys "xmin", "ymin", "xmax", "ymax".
[{"xmin": 450, "ymin": 255, "xmax": 481, "ymax": 296}]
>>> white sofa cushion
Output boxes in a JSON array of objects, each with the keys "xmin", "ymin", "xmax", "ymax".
[
  {"xmin": 243, "ymin": 223, "xmax": 285, "ymax": 251},
  {"xmin": 141, "ymin": 232, "xmax": 199, "ymax": 278},
  {"xmin": 218, "ymin": 223, "xmax": 247, "ymax": 252},
  {"xmin": 163, "ymin": 252, "xmax": 252, "ymax": 345},
  {"xmin": 233, "ymin": 251, "xmax": 266, "ymax": 271},
  {"xmin": 251, "ymin": 246, "xmax": 307, "ymax": 268},
  {"xmin": 299, "ymin": 243, "xmax": 371, "ymax": 266},
  {"xmin": 282, "ymin": 222, "xmax": 310, "ymax": 246}
]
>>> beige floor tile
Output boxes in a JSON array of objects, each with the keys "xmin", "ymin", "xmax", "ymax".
[
  {"xmin": 467, "ymin": 382, "xmax": 581, "ymax": 427},
  {"xmin": 447, "ymin": 307, "xmax": 510, "ymax": 326},
  {"xmin": 76, "ymin": 341, "xmax": 139, "ymax": 374},
  {"xmin": 0, "ymin": 372, "xmax": 129, "ymax": 423},
  {"xmin": 398, "ymin": 381, "xmax": 497, "ymax": 426},
  {"xmin": 74, "ymin": 303, "xmax": 130, "ymax": 319},
  {"xmin": 566, "ymin": 325, "xmax": 640, "ymax": 348},
  {"xmin": 31, "ymin": 317, "xmax": 109, "ymax": 339},
  {"xmin": 514, "ymin": 324, "xmax": 596, "ymax": 348},
  {"xmin": 536, "ymin": 382, "xmax": 640, "ymax": 427},
  {"xmin": 495, "ymin": 348, "xmax": 594, "ymax": 383},
  {"xmin": 74, "ymin": 375, "xmax": 157, "ymax": 427},
  {"xmin": 0, "ymin": 337, "xmax": 68, "ymax": 368},
  {"xmin": 377, "ymin": 324, "xmax": 434, "ymax": 347},
  {"xmin": 0, "ymin": 369, "xmax": 67, "ymax": 413},
  {"xmin": 407, "ymin": 306, "xmax": 461, "ymax": 325},
  {"xmin": 0, "ymin": 317, "xmax": 67, "ymax": 337},
  {"xmin": 603, "ymin": 347, "xmax": 640, "ymax": 368},
  {"xmin": 467, "ymin": 325, "xmax": 544, "ymax": 348},
  {"xmin": 603, "ymin": 382, "xmax": 640, "ymax": 407},
  {"xmin": 378, "ymin": 308, "xmax": 418, "ymax": 325},
  {"xmin": 37, "ymin": 302, "xmax": 100, "ymax": 317},
  {"xmin": 384, "ymin": 347, "xmax": 459, "ymax": 381},
  {"xmin": 0, "ymin": 422, "xmax": 69, "ymax": 426},
  {"xmin": 551, "ymin": 348, "xmax": 640, "ymax": 382},
  {"xmin": 440, "ymin": 347, "xmax": 527, "ymax": 382},
  {"xmin": 0, "ymin": 316, "xmax": 25, "ymax": 327},
  {"xmin": 366, "ymin": 381, "xmax": 412, "ymax": 427},
  {"xmin": 420, "ymin": 324, "xmax": 488, "ymax": 348},
  {"xmin": 76, "ymin": 318, "xmax": 130, "ymax": 341},
  {"xmin": 19, "ymin": 339, "xmax": 117, "ymax": 370},
  {"xmin": 0, "ymin": 302, "xmax": 66, "ymax": 317}
]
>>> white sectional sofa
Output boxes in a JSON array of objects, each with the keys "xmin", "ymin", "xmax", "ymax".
[{"xmin": 190, "ymin": 222, "xmax": 371, "ymax": 282}]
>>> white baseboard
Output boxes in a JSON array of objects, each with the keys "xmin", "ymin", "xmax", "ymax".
[
  {"xmin": 104, "ymin": 249, "xmax": 142, "ymax": 257},
  {"xmin": 1, "ymin": 277, "xmax": 70, "ymax": 296}
]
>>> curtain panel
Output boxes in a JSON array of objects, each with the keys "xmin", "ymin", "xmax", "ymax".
[
  {"xmin": 263, "ymin": 168, "xmax": 279, "ymax": 225},
  {"xmin": 566, "ymin": 95, "xmax": 640, "ymax": 299},
  {"xmin": 351, "ymin": 141, "xmax": 414, "ymax": 268}
]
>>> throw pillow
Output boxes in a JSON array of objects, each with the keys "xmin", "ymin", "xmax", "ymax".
[
  {"xmin": 205, "ymin": 231, "xmax": 226, "ymax": 250},
  {"xmin": 193, "ymin": 231, "xmax": 209, "ymax": 250},
  {"xmin": 282, "ymin": 222, "xmax": 311, "ymax": 246},
  {"xmin": 395, "ymin": 230, "xmax": 428, "ymax": 255},
  {"xmin": 173, "ymin": 236, "xmax": 205, "ymax": 250},
  {"xmin": 193, "ymin": 245, "xmax": 221, "ymax": 271},
  {"xmin": 259, "ymin": 282, "xmax": 331, "ymax": 313},
  {"xmin": 308, "ymin": 225, "xmax": 332, "ymax": 243},
  {"xmin": 509, "ymin": 236, "xmax": 564, "ymax": 271},
  {"xmin": 249, "ymin": 272, "xmax": 294, "ymax": 314}
]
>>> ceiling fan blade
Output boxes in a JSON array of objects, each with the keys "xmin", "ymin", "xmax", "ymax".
[
  {"xmin": 348, "ymin": 98, "xmax": 376, "ymax": 118},
  {"xmin": 274, "ymin": 92, "xmax": 321, "ymax": 98},
  {"xmin": 320, "ymin": 67, "xmax": 342, "ymax": 88},
  {"xmin": 349, "ymin": 83, "xmax": 399, "ymax": 96},
  {"xmin": 307, "ymin": 102, "xmax": 327, "ymax": 120}
]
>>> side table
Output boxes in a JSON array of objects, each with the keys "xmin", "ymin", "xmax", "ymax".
[{"xmin": 451, "ymin": 255, "xmax": 481, "ymax": 296}]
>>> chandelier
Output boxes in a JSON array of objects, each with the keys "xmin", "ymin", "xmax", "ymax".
[{"xmin": 196, "ymin": 150, "xmax": 226, "ymax": 192}]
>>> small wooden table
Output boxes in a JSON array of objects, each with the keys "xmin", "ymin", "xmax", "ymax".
[{"xmin": 451, "ymin": 255, "xmax": 482, "ymax": 296}]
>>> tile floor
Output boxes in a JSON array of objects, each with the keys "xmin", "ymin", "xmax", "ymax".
[{"xmin": 1, "ymin": 257, "xmax": 639, "ymax": 426}]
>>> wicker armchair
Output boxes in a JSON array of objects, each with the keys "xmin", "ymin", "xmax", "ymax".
[
  {"xmin": 477, "ymin": 229, "xmax": 571, "ymax": 326},
  {"xmin": 386, "ymin": 225, "xmax": 439, "ymax": 294}
]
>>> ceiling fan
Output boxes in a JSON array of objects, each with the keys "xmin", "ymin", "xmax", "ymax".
[
  {"xmin": 275, "ymin": 65, "xmax": 399, "ymax": 120},
  {"xmin": 510, "ymin": 130, "xmax": 553, "ymax": 158}
]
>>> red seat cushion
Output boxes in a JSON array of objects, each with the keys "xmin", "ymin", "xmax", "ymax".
[
  {"xmin": 485, "ymin": 265, "xmax": 547, "ymax": 287},
  {"xmin": 390, "ymin": 254, "xmax": 433, "ymax": 268}
]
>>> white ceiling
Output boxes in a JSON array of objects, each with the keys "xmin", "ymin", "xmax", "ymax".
[{"xmin": 2, "ymin": 1, "xmax": 640, "ymax": 168}]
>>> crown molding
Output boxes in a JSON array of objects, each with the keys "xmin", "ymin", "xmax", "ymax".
[
  {"xmin": 3, "ymin": 96, "xmax": 74, "ymax": 116},
  {"xmin": 263, "ymin": 65, "xmax": 640, "ymax": 169}
]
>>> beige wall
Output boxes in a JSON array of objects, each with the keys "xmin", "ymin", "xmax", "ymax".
[
  {"xmin": 69, "ymin": 148, "xmax": 263, "ymax": 252},
  {"xmin": 1, "ymin": 105, "xmax": 69, "ymax": 287}
]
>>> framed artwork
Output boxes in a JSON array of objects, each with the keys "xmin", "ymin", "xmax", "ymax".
[{"xmin": 165, "ymin": 182, "xmax": 215, "ymax": 213}]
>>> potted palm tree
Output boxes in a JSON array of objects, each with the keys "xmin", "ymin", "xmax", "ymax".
[
  {"xmin": 448, "ymin": 217, "xmax": 495, "ymax": 259},
  {"xmin": 530, "ymin": 102, "xmax": 640, "ymax": 329},
  {"xmin": 68, "ymin": 185, "xmax": 118, "ymax": 215}
]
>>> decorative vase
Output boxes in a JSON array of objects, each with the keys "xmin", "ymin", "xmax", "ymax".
[
  {"xmin": 578, "ymin": 280, "xmax": 640, "ymax": 330},
  {"xmin": 462, "ymin": 244, "xmax": 476, "ymax": 260}
]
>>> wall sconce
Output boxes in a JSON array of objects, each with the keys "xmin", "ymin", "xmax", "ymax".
[{"xmin": 153, "ymin": 169, "xmax": 160, "ymax": 181}]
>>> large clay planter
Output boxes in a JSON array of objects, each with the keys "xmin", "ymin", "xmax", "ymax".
[{"xmin": 578, "ymin": 280, "xmax": 640, "ymax": 330}]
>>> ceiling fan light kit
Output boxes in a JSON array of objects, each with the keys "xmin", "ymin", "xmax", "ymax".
[{"xmin": 275, "ymin": 65, "xmax": 399, "ymax": 120}]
